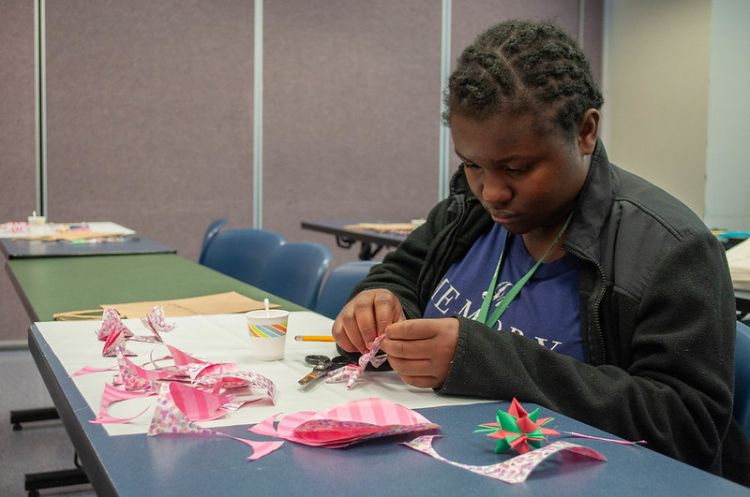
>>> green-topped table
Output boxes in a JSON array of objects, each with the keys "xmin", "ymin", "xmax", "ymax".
[{"xmin": 6, "ymin": 253, "xmax": 305, "ymax": 322}]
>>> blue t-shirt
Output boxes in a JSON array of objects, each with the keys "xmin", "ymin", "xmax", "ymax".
[{"xmin": 423, "ymin": 224, "xmax": 584, "ymax": 360}]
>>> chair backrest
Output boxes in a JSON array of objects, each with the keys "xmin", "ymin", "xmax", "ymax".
[
  {"xmin": 315, "ymin": 260, "xmax": 380, "ymax": 319},
  {"xmin": 258, "ymin": 242, "xmax": 333, "ymax": 309},
  {"xmin": 200, "ymin": 228, "xmax": 286, "ymax": 287},
  {"xmin": 735, "ymin": 321, "xmax": 750, "ymax": 437},
  {"xmin": 198, "ymin": 218, "xmax": 229, "ymax": 264}
]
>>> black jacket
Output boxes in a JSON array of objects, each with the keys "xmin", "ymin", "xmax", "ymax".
[{"xmin": 354, "ymin": 140, "xmax": 750, "ymax": 485}]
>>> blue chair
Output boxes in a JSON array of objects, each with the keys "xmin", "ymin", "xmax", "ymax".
[
  {"xmin": 198, "ymin": 218, "xmax": 229, "ymax": 264},
  {"xmin": 315, "ymin": 260, "xmax": 380, "ymax": 319},
  {"xmin": 200, "ymin": 228, "xmax": 286, "ymax": 287},
  {"xmin": 735, "ymin": 321, "xmax": 750, "ymax": 437},
  {"xmin": 258, "ymin": 242, "xmax": 333, "ymax": 309}
]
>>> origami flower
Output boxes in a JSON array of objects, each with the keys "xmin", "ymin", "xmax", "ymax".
[{"xmin": 475, "ymin": 398, "xmax": 559, "ymax": 454}]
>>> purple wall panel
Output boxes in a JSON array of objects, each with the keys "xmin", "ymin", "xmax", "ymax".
[
  {"xmin": 264, "ymin": 0, "xmax": 442, "ymax": 264},
  {"xmin": 584, "ymin": 0, "xmax": 604, "ymax": 85},
  {"xmin": 452, "ymin": 0, "xmax": 580, "ymax": 60},
  {"xmin": 0, "ymin": 0, "xmax": 36, "ymax": 341},
  {"xmin": 44, "ymin": 0, "xmax": 254, "ymax": 260}
]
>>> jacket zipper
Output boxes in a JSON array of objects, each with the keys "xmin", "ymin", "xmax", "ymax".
[{"xmin": 566, "ymin": 246, "xmax": 608, "ymax": 365}]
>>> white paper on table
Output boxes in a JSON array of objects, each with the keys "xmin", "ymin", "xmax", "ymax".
[
  {"xmin": 728, "ymin": 239, "xmax": 750, "ymax": 291},
  {"xmin": 36, "ymin": 312, "xmax": 490, "ymax": 436},
  {"xmin": 0, "ymin": 221, "xmax": 135, "ymax": 239}
]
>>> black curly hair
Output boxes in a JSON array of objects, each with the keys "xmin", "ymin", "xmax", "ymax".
[{"xmin": 445, "ymin": 20, "xmax": 603, "ymax": 136}]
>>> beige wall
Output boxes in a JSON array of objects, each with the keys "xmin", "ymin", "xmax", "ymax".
[{"xmin": 603, "ymin": 0, "xmax": 711, "ymax": 217}]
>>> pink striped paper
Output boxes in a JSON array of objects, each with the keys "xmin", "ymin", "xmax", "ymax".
[
  {"xmin": 148, "ymin": 384, "xmax": 284, "ymax": 461},
  {"xmin": 168, "ymin": 382, "xmax": 232, "ymax": 422},
  {"xmin": 102, "ymin": 328, "xmax": 135, "ymax": 357},
  {"xmin": 249, "ymin": 398, "xmax": 438, "ymax": 447}
]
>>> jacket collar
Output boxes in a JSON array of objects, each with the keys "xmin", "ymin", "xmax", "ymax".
[{"xmin": 564, "ymin": 139, "xmax": 615, "ymax": 259}]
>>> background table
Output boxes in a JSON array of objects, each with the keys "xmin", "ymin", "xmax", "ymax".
[
  {"xmin": 1, "ymin": 236, "xmax": 175, "ymax": 259},
  {"xmin": 301, "ymin": 219, "xmax": 406, "ymax": 259},
  {"xmin": 6, "ymin": 253, "xmax": 305, "ymax": 322},
  {"xmin": 302, "ymin": 220, "xmax": 750, "ymax": 321}
]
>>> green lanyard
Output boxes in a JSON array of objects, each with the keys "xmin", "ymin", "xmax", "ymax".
[{"xmin": 477, "ymin": 212, "xmax": 574, "ymax": 329}]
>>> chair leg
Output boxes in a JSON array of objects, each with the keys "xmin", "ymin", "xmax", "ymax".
[
  {"xmin": 10, "ymin": 407, "xmax": 60, "ymax": 430},
  {"xmin": 24, "ymin": 452, "xmax": 89, "ymax": 497}
]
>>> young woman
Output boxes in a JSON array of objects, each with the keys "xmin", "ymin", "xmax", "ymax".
[{"xmin": 332, "ymin": 20, "xmax": 749, "ymax": 485}]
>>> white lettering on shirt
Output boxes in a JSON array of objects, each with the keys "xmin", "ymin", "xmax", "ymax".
[
  {"xmin": 431, "ymin": 278, "xmax": 451, "ymax": 301},
  {"xmin": 535, "ymin": 337, "xmax": 563, "ymax": 351},
  {"xmin": 457, "ymin": 299, "xmax": 481, "ymax": 320},
  {"xmin": 433, "ymin": 284, "xmax": 461, "ymax": 314},
  {"xmin": 429, "ymin": 277, "xmax": 568, "ymax": 354}
]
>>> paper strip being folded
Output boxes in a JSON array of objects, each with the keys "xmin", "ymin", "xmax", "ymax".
[{"xmin": 404, "ymin": 435, "xmax": 606, "ymax": 484}]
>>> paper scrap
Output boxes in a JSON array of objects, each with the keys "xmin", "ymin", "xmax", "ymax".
[{"xmin": 404, "ymin": 435, "xmax": 606, "ymax": 484}]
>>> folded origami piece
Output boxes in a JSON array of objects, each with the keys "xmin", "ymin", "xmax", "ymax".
[
  {"xmin": 102, "ymin": 328, "xmax": 136, "ymax": 357},
  {"xmin": 140, "ymin": 305, "xmax": 174, "ymax": 342},
  {"xmin": 326, "ymin": 334, "xmax": 388, "ymax": 389},
  {"xmin": 249, "ymin": 397, "xmax": 439, "ymax": 448},
  {"xmin": 475, "ymin": 398, "xmax": 559, "ymax": 454},
  {"xmin": 95, "ymin": 308, "xmax": 134, "ymax": 341}
]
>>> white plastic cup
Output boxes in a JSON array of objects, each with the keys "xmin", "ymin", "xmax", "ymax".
[
  {"xmin": 245, "ymin": 309, "xmax": 289, "ymax": 360},
  {"xmin": 27, "ymin": 214, "xmax": 47, "ymax": 234}
]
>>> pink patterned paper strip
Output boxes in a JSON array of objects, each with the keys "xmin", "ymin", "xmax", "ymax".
[
  {"xmin": 563, "ymin": 431, "xmax": 647, "ymax": 445},
  {"xmin": 90, "ymin": 384, "xmax": 153, "ymax": 425},
  {"xmin": 0, "ymin": 222, "xmax": 28, "ymax": 233},
  {"xmin": 404, "ymin": 436, "xmax": 606, "ymax": 484},
  {"xmin": 116, "ymin": 349, "xmax": 156, "ymax": 391},
  {"xmin": 189, "ymin": 362, "xmax": 238, "ymax": 382},
  {"xmin": 216, "ymin": 433, "xmax": 284, "ymax": 461},
  {"xmin": 70, "ymin": 365, "xmax": 116, "ymax": 377},
  {"xmin": 166, "ymin": 344, "xmax": 208, "ymax": 367},
  {"xmin": 89, "ymin": 409, "xmax": 150, "ymax": 425},
  {"xmin": 148, "ymin": 383, "xmax": 213, "ymax": 436}
]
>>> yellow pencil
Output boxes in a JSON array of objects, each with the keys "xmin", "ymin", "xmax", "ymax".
[{"xmin": 294, "ymin": 335, "xmax": 335, "ymax": 342}]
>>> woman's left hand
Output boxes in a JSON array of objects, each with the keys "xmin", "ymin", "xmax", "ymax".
[{"xmin": 381, "ymin": 317, "xmax": 459, "ymax": 389}]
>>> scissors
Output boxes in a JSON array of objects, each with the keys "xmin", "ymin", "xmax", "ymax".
[{"xmin": 298, "ymin": 354, "xmax": 351, "ymax": 387}]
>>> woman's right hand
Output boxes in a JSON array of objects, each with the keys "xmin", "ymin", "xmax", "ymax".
[{"xmin": 332, "ymin": 288, "xmax": 405, "ymax": 354}]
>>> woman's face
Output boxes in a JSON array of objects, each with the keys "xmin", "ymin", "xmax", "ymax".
[{"xmin": 450, "ymin": 111, "xmax": 595, "ymax": 236}]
